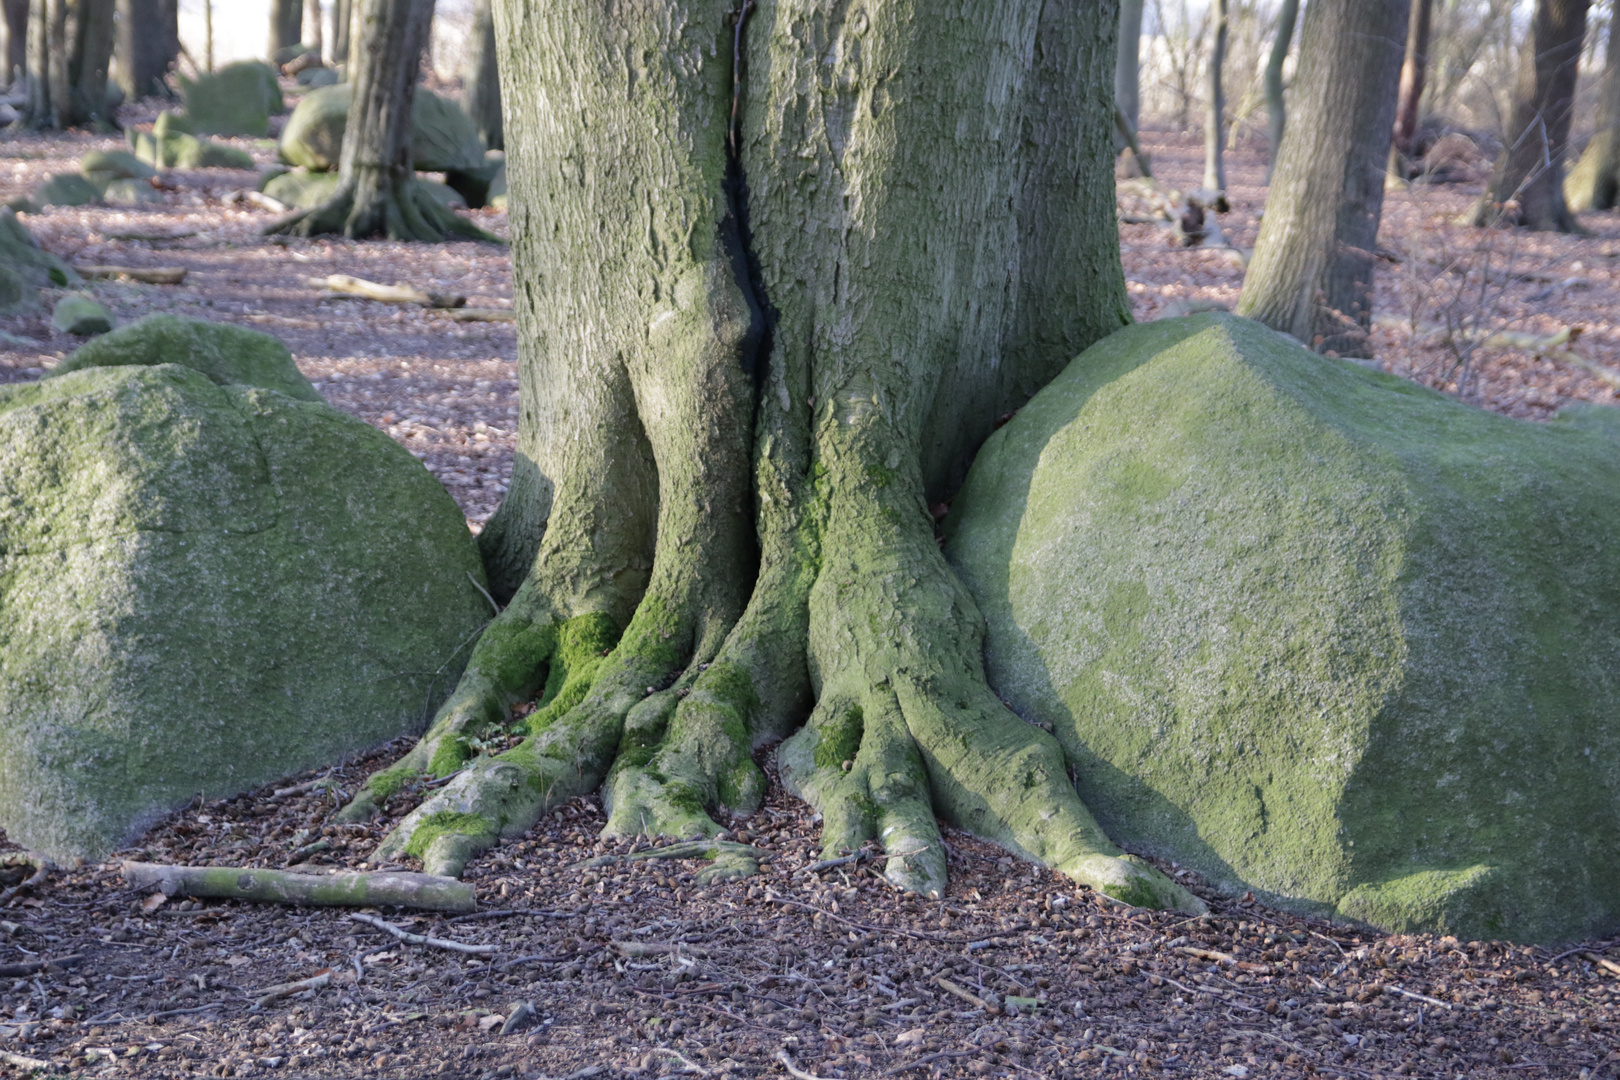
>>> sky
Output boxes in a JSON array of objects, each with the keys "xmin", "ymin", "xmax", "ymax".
[{"xmin": 175, "ymin": 0, "xmax": 474, "ymax": 76}]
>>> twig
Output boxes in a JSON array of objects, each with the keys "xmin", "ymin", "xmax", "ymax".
[
  {"xmin": 496, "ymin": 953, "xmax": 572, "ymax": 972},
  {"xmin": 0, "ymin": 1050, "xmax": 51, "ymax": 1071},
  {"xmin": 467, "ymin": 571, "xmax": 501, "ymax": 615},
  {"xmin": 0, "ymin": 854, "xmax": 49, "ymax": 905},
  {"xmin": 651, "ymin": 1047, "xmax": 709, "ymax": 1074},
  {"xmin": 444, "ymin": 307, "xmax": 516, "ymax": 322},
  {"xmin": 74, "ymin": 265, "xmax": 187, "ymax": 285},
  {"xmin": 306, "ymin": 273, "xmax": 465, "ymax": 309},
  {"xmin": 272, "ymin": 773, "xmax": 335, "ymax": 798},
  {"xmin": 0, "ymin": 953, "xmax": 83, "ymax": 978},
  {"xmin": 1386, "ymin": 984, "xmax": 1453, "ymax": 1010},
  {"xmin": 88, "ymin": 1002, "xmax": 226, "ymax": 1025},
  {"xmin": 935, "ymin": 976, "xmax": 999, "ymax": 1013},
  {"xmin": 254, "ymin": 970, "xmax": 332, "ymax": 1009},
  {"xmin": 1584, "ymin": 952, "xmax": 1620, "ymax": 978},
  {"xmin": 878, "ymin": 1048, "xmax": 979, "ymax": 1076},
  {"xmin": 778, "ymin": 1049, "xmax": 832, "ymax": 1080},
  {"xmin": 804, "ymin": 851, "xmax": 866, "ymax": 874},
  {"xmin": 610, "ymin": 940, "xmax": 711, "ymax": 959},
  {"xmin": 447, "ymin": 908, "xmax": 529, "ymax": 923},
  {"xmin": 348, "ymin": 912, "xmax": 498, "ymax": 956}
]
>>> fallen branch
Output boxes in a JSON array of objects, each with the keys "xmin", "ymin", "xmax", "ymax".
[
  {"xmin": 246, "ymin": 190, "xmax": 289, "ymax": 213},
  {"xmin": 496, "ymin": 953, "xmax": 573, "ymax": 972},
  {"xmin": 0, "ymin": 1050, "xmax": 51, "ymax": 1072},
  {"xmin": 272, "ymin": 773, "xmax": 336, "ymax": 798},
  {"xmin": 1585, "ymin": 952, "xmax": 1620, "ymax": 978},
  {"xmin": 254, "ymin": 969, "xmax": 333, "ymax": 1009},
  {"xmin": 0, "ymin": 953, "xmax": 84, "ymax": 978},
  {"xmin": 778, "ymin": 1049, "xmax": 833, "ymax": 1080},
  {"xmin": 444, "ymin": 307, "xmax": 516, "ymax": 323},
  {"xmin": 935, "ymin": 975, "xmax": 999, "ymax": 1013},
  {"xmin": 74, "ymin": 265, "xmax": 188, "ymax": 285},
  {"xmin": 307, "ymin": 273, "xmax": 466, "ymax": 309},
  {"xmin": 348, "ymin": 912, "xmax": 497, "ymax": 955},
  {"xmin": 1385, "ymin": 984, "xmax": 1453, "ymax": 1010},
  {"xmin": 0, "ymin": 853, "xmax": 50, "ymax": 905},
  {"xmin": 610, "ymin": 940, "xmax": 711, "ymax": 959},
  {"xmin": 804, "ymin": 851, "xmax": 866, "ymax": 874},
  {"xmin": 122, "ymin": 862, "xmax": 476, "ymax": 914}
]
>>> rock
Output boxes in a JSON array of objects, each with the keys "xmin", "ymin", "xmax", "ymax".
[
  {"xmin": 487, "ymin": 159, "xmax": 507, "ymax": 209},
  {"xmin": 0, "ymin": 208, "xmax": 75, "ymax": 315},
  {"xmin": 80, "ymin": 149, "xmax": 158, "ymax": 181},
  {"xmin": 295, "ymin": 66, "xmax": 340, "ymax": 89},
  {"xmin": 177, "ymin": 60, "xmax": 283, "ymax": 137},
  {"xmin": 272, "ymin": 42, "xmax": 318, "ymax": 66},
  {"xmin": 0, "ymin": 345, "xmax": 490, "ymax": 861},
  {"xmin": 278, "ymin": 84, "xmax": 484, "ymax": 173},
  {"xmin": 418, "ymin": 178, "xmax": 467, "ymax": 211},
  {"xmin": 261, "ymin": 169, "xmax": 340, "ymax": 210},
  {"xmin": 101, "ymin": 178, "xmax": 162, "ymax": 206},
  {"xmin": 445, "ymin": 151, "xmax": 503, "ymax": 209},
  {"xmin": 30, "ymin": 173, "xmax": 102, "ymax": 208},
  {"xmin": 51, "ymin": 296, "xmax": 114, "ymax": 336},
  {"xmin": 131, "ymin": 127, "xmax": 255, "ymax": 171},
  {"xmin": 50, "ymin": 315, "xmax": 322, "ymax": 402},
  {"xmin": 947, "ymin": 313, "xmax": 1620, "ymax": 944}
]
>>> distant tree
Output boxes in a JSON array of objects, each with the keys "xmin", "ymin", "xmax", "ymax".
[
  {"xmin": 269, "ymin": 0, "xmax": 302, "ymax": 56},
  {"xmin": 1203, "ymin": 0, "xmax": 1228, "ymax": 193},
  {"xmin": 1263, "ymin": 0, "xmax": 1299, "ymax": 181},
  {"xmin": 332, "ymin": 0, "xmax": 351, "ymax": 66},
  {"xmin": 23, "ymin": 0, "xmax": 117, "ymax": 129},
  {"xmin": 116, "ymin": 0, "xmax": 179, "ymax": 99},
  {"xmin": 1237, "ymin": 0, "xmax": 1409, "ymax": 357},
  {"xmin": 1566, "ymin": 14, "xmax": 1620, "ymax": 211},
  {"xmin": 1116, "ymin": 0, "xmax": 1143, "ymax": 150},
  {"xmin": 271, "ymin": 0, "xmax": 486, "ymax": 241},
  {"xmin": 1471, "ymin": 0, "xmax": 1591, "ymax": 231},
  {"xmin": 1392, "ymin": 0, "xmax": 1434, "ymax": 156},
  {"xmin": 463, "ymin": 0, "xmax": 500, "ymax": 150},
  {"xmin": 305, "ymin": 0, "xmax": 323, "ymax": 59},
  {"xmin": 2, "ymin": 0, "xmax": 26, "ymax": 85}
]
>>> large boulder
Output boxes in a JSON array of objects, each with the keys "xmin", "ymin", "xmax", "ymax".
[
  {"xmin": 1, "ymin": 320, "xmax": 490, "ymax": 861},
  {"xmin": 52, "ymin": 315, "xmax": 322, "ymax": 401},
  {"xmin": 177, "ymin": 60, "xmax": 283, "ymax": 137},
  {"xmin": 279, "ymin": 84, "xmax": 484, "ymax": 173},
  {"xmin": 946, "ymin": 313, "xmax": 1620, "ymax": 944},
  {"xmin": 0, "ymin": 209, "xmax": 74, "ymax": 314}
]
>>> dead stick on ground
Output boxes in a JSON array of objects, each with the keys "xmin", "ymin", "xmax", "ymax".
[
  {"xmin": 0, "ymin": 954, "xmax": 83, "ymax": 978},
  {"xmin": 0, "ymin": 1050, "xmax": 51, "ymax": 1072},
  {"xmin": 610, "ymin": 940, "xmax": 712, "ymax": 959},
  {"xmin": 777, "ymin": 1050, "xmax": 832, "ymax": 1080},
  {"xmin": 307, "ymin": 273, "xmax": 465, "ymax": 309},
  {"xmin": 75, "ymin": 265, "xmax": 188, "ymax": 285},
  {"xmin": 0, "ymin": 853, "xmax": 50, "ymax": 905},
  {"xmin": 935, "ymin": 976, "xmax": 1000, "ymax": 1013},
  {"xmin": 348, "ymin": 912, "xmax": 498, "ymax": 956},
  {"xmin": 122, "ymin": 861, "xmax": 475, "ymax": 914},
  {"xmin": 254, "ymin": 970, "xmax": 333, "ymax": 1009},
  {"xmin": 1585, "ymin": 952, "xmax": 1620, "ymax": 978},
  {"xmin": 444, "ymin": 307, "xmax": 516, "ymax": 322}
]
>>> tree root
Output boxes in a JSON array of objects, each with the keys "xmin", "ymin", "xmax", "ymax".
[
  {"xmin": 0, "ymin": 852, "xmax": 50, "ymax": 904},
  {"xmin": 264, "ymin": 174, "xmax": 498, "ymax": 242},
  {"xmin": 121, "ymin": 862, "xmax": 475, "ymax": 913},
  {"xmin": 574, "ymin": 838, "xmax": 771, "ymax": 885}
]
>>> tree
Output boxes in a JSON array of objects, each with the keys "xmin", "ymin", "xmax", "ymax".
[
  {"xmin": 331, "ymin": 0, "xmax": 351, "ymax": 67},
  {"xmin": 1203, "ymin": 0, "xmax": 1229, "ymax": 193},
  {"xmin": 1471, "ymin": 0, "xmax": 1592, "ymax": 231},
  {"xmin": 1392, "ymin": 0, "xmax": 1434, "ymax": 156},
  {"xmin": 269, "ymin": 0, "xmax": 301, "ymax": 57},
  {"xmin": 337, "ymin": 0, "xmax": 1200, "ymax": 913},
  {"xmin": 1236, "ymin": 0, "xmax": 1409, "ymax": 357},
  {"xmin": 1564, "ymin": 16, "xmax": 1620, "ymax": 211},
  {"xmin": 305, "ymin": 0, "xmax": 322, "ymax": 60},
  {"xmin": 462, "ymin": 0, "xmax": 499, "ymax": 151},
  {"xmin": 23, "ymin": 0, "xmax": 117, "ymax": 129},
  {"xmin": 115, "ymin": 0, "xmax": 179, "ymax": 99},
  {"xmin": 1263, "ymin": 0, "xmax": 1300, "ymax": 181},
  {"xmin": 3, "ymin": 0, "xmax": 27, "ymax": 85},
  {"xmin": 1116, "ymin": 0, "xmax": 1143, "ymax": 152},
  {"xmin": 271, "ymin": 0, "xmax": 486, "ymax": 241}
]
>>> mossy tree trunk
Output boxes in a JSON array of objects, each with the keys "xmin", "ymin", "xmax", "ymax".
[
  {"xmin": 462, "ymin": 0, "xmax": 499, "ymax": 151},
  {"xmin": 1237, "ymin": 0, "xmax": 1408, "ymax": 358},
  {"xmin": 115, "ymin": 0, "xmax": 179, "ymax": 99},
  {"xmin": 1565, "ymin": 16, "xmax": 1620, "ymax": 212},
  {"xmin": 22, "ymin": 0, "xmax": 116, "ymax": 129},
  {"xmin": 344, "ymin": 0, "xmax": 1203, "ymax": 914},
  {"xmin": 1471, "ymin": 0, "xmax": 1591, "ymax": 231},
  {"xmin": 269, "ymin": 0, "xmax": 302, "ymax": 56},
  {"xmin": 271, "ymin": 0, "xmax": 486, "ymax": 241},
  {"xmin": 1203, "ymin": 0, "xmax": 1228, "ymax": 193},
  {"xmin": 1263, "ymin": 0, "xmax": 1300, "ymax": 183}
]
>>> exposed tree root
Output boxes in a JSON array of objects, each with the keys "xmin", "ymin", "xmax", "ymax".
[
  {"xmin": 264, "ymin": 174, "xmax": 497, "ymax": 242},
  {"xmin": 574, "ymin": 838, "xmax": 772, "ymax": 885}
]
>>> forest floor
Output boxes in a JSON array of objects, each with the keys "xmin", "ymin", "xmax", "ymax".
[{"xmin": 0, "ymin": 110, "xmax": 1617, "ymax": 1080}]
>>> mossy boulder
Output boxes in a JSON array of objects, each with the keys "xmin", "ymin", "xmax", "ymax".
[
  {"xmin": 30, "ymin": 173, "xmax": 102, "ymax": 208},
  {"xmin": 0, "ymin": 209, "xmax": 74, "ymax": 314},
  {"xmin": 130, "ymin": 129, "xmax": 255, "ymax": 171},
  {"xmin": 0, "ymin": 339, "xmax": 489, "ymax": 861},
  {"xmin": 261, "ymin": 170, "xmax": 339, "ymax": 210},
  {"xmin": 295, "ymin": 66, "xmax": 340, "ymax": 89},
  {"xmin": 51, "ymin": 296, "xmax": 113, "ymax": 336},
  {"xmin": 51, "ymin": 315, "xmax": 322, "ymax": 402},
  {"xmin": 445, "ymin": 152, "xmax": 503, "ymax": 209},
  {"xmin": 946, "ymin": 313, "xmax": 1620, "ymax": 944},
  {"xmin": 102, "ymin": 179, "xmax": 162, "ymax": 206},
  {"xmin": 80, "ymin": 149, "xmax": 158, "ymax": 182},
  {"xmin": 177, "ymin": 61, "xmax": 284, "ymax": 137},
  {"xmin": 278, "ymin": 84, "xmax": 484, "ymax": 173}
]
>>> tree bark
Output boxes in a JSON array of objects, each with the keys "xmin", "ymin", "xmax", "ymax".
[
  {"xmin": 331, "ymin": 0, "xmax": 351, "ymax": 66},
  {"xmin": 1264, "ymin": 0, "xmax": 1300, "ymax": 182},
  {"xmin": 306, "ymin": 0, "xmax": 323, "ymax": 58},
  {"xmin": 462, "ymin": 0, "xmax": 499, "ymax": 150},
  {"xmin": 269, "ymin": 0, "xmax": 302, "ymax": 56},
  {"xmin": 1237, "ymin": 0, "xmax": 1409, "ymax": 357},
  {"xmin": 1392, "ymin": 0, "xmax": 1433, "ymax": 155},
  {"xmin": 23, "ymin": 0, "xmax": 117, "ymax": 129},
  {"xmin": 1473, "ymin": 0, "xmax": 1591, "ymax": 231},
  {"xmin": 116, "ymin": 0, "xmax": 180, "ymax": 99},
  {"xmin": 272, "ymin": 0, "xmax": 485, "ymax": 241},
  {"xmin": 203, "ymin": 0, "xmax": 213, "ymax": 71},
  {"xmin": 2, "ymin": 0, "xmax": 26, "ymax": 85},
  {"xmin": 1203, "ymin": 0, "xmax": 1229, "ymax": 193},
  {"xmin": 1564, "ymin": 17, "xmax": 1620, "ymax": 211},
  {"xmin": 342, "ymin": 0, "xmax": 1203, "ymax": 916},
  {"xmin": 1115, "ymin": 0, "xmax": 1143, "ymax": 152}
]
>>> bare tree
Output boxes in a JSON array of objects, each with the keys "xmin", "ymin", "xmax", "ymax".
[
  {"xmin": 1264, "ymin": 0, "xmax": 1300, "ymax": 181},
  {"xmin": 269, "ymin": 0, "xmax": 302, "ymax": 57},
  {"xmin": 23, "ymin": 0, "xmax": 118, "ymax": 129},
  {"xmin": 1393, "ymin": 0, "xmax": 1435, "ymax": 155},
  {"xmin": 331, "ymin": 0, "xmax": 351, "ymax": 66},
  {"xmin": 305, "ymin": 0, "xmax": 323, "ymax": 59},
  {"xmin": 1117, "ymin": 0, "xmax": 1144, "ymax": 150},
  {"xmin": 463, "ymin": 0, "xmax": 500, "ymax": 151},
  {"xmin": 1237, "ymin": 0, "xmax": 1410, "ymax": 357},
  {"xmin": 1204, "ymin": 0, "xmax": 1229, "ymax": 192},
  {"xmin": 116, "ymin": 0, "xmax": 179, "ymax": 99},
  {"xmin": 1566, "ymin": 14, "xmax": 1620, "ymax": 210}
]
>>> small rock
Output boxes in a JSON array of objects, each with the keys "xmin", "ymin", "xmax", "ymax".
[
  {"xmin": 51, "ymin": 296, "xmax": 114, "ymax": 336},
  {"xmin": 102, "ymin": 178, "xmax": 162, "ymax": 206}
]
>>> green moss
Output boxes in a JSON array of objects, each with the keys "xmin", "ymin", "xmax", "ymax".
[
  {"xmin": 365, "ymin": 762, "xmax": 419, "ymax": 803},
  {"xmin": 813, "ymin": 705, "xmax": 864, "ymax": 769},
  {"xmin": 525, "ymin": 612, "xmax": 619, "ymax": 734},
  {"xmin": 404, "ymin": 811, "xmax": 496, "ymax": 859},
  {"xmin": 52, "ymin": 315, "xmax": 322, "ymax": 402}
]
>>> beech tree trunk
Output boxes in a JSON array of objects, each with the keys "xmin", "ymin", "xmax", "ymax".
[
  {"xmin": 1237, "ymin": 0, "xmax": 1409, "ymax": 357},
  {"xmin": 3, "ymin": 0, "xmax": 27, "ymax": 85},
  {"xmin": 273, "ymin": 0, "xmax": 484, "ymax": 241},
  {"xmin": 1564, "ymin": 16, "xmax": 1620, "ymax": 212},
  {"xmin": 269, "ymin": 0, "xmax": 302, "ymax": 56},
  {"xmin": 339, "ymin": 0, "xmax": 1202, "ymax": 915},
  {"xmin": 1203, "ymin": 0, "xmax": 1229, "ymax": 193},
  {"xmin": 305, "ymin": 0, "xmax": 323, "ymax": 58},
  {"xmin": 1472, "ymin": 0, "xmax": 1591, "ymax": 231},
  {"xmin": 1392, "ymin": 0, "xmax": 1433, "ymax": 155},
  {"xmin": 332, "ymin": 0, "xmax": 351, "ymax": 66},
  {"xmin": 24, "ymin": 0, "xmax": 117, "ymax": 129},
  {"xmin": 115, "ymin": 0, "xmax": 179, "ymax": 99},
  {"xmin": 462, "ymin": 0, "xmax": 499, "ymax": 150},
  {"xmin": 1115, "ymin": 0, "xmax": 1143, "ymax": 152},
  {"xmin": 1264, "ymin": 0, "xmax": 1300, "ymax": 182}
]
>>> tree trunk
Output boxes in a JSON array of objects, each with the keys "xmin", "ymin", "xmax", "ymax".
[
  {"xmin": 340, "ymin": 0, "xmax": 1204, "ymax": 916},
  {"xmin": 269, "ymin": 0, "xmax": 302, "ymax": 56},
  {"xmin": 1264, "ymin": 0, "xmax": 1300, "ymax": 182},
  {"xmin": 306, "ymin": 0, "xmax": 323, "ymax": 59},
  {"xmin": 1392, "ymin": 0, "xmax": 1433, "ymax": 155},
  {"xmin": 116, "ymin": 0, "xmax": 180, "ymax": 99},
  {"xmin": 1564, "ymin": 17, "xmax": 1620, "ymax": 211},
  {"xmin": 272, "ymin": 0, "xmax": 485, "ymax": 241},
  {"xmin": 1203, "ymin": 0, "xmax": 1229, "ymax": 193},
  {"xmin": 23, "ymin": 0, "xmax": 116, "ymax": 129},
  {"xmin": 462, "ymin": 0, "xmax": 499, "ymax": 150},
  {"xmin": 1472, "ymin": 0, "xmax": 1591, "ymax": 231},
  {"xmin": 1236, "ymin": 0, "xmax": 1409, "ymax": 358},
  {"xmin": 2, "ymin": 0, "xmax": 27, "ymax": 86},
  {"xmin": 203, "ymin": 0, "xmax": 213, "ymax": 72},
  {"xmin": 331, "ymin": 0, "xmax": 350, "ymax": 66},
  {"xmin": 1115, "ymin": 0, "xmax": 1143, "ymax": 152}
]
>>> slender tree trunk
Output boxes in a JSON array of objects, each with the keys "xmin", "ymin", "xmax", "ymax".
[
  {"xmin": 1564, "ymin": 16, "xmax": 1620, "ymax": 211},
  {"xmin": 116, "ymin": 0, "xmax": 180, "ymax": 99},
  {"xmin": 306, "ymin": 0, "xmax": 323, "ymax": 59},
  {"xmin": 462, "ymin": 0, "xmax": 499, "ymax": 150},
  {"xmin": 23, "ymin": 0, "xmax": 116, "ymax": 128},
  {"xmin": 1264, "ymin": 0, "xmax": 1300, "ymax": 182},
  {"xmin": 203, "ymin": 0, "xmax": 213, "ymax": 72},
  {"xmin": 68, "ymin": 0, "xmax": 115, "ymax": 122},
  {"xmin": 1237, "ymin": 0, "xmax": 1409, "ymax": 357},
  {"xmin": 2, "ymin": 0, "xmax": 27, "ymax": 86},
  {"xmin": 1115, "ymin": 0, "xmax": 1143, "ymax": 152},
  {"xmin": 332, "ymin": 0, "xmax": 350, "ymax": 66},
  {"xmin": 1203, "ymin": 0, "xmax": 1229, "ymax": 193},
  {"xmin": 269, "ymin": 0, "xmax": 302, "ymax": 56},
  {"xmin": 1392, "ymin": 0, "xmax": 1433, "ymax": 154},
  {"xmin": 1472, "ymin": 0, "xmax": 1591, "ymax": 231}
]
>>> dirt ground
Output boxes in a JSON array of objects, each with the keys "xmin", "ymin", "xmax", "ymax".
[{"xmin": 0, "ymin": 105, "xmax": 1618, "ymax": 1080}]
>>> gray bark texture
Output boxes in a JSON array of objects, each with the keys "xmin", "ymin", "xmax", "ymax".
[
  {"xmin": 269, "ymin": 0, "xmax": 302, "ymax": 56},
  {"xmin": 1264, "ymin": 0, "xmax": 1299, "ymax": 182},
  {"xmin": 1392, "ymin": 0, "xmax": 1433, "ymax": 155},
  {"xmin": 343, "ymin": 0, "xmax": 1204, "ymax": 915},
  {"xmin": 3, "ymin": 0, "xmax": 26, "ymax": 85},
  {"xmin": 23, "ymin": 0, "xmax": 116, "ymax": 129},
  {"xmin": 116, "ymin": 0, "xmax": 179, "ymax": 99},
  {"xmin": 462, "ymin": 0, "xmax": 499, "ymax": 150},
  {"xmin": 1565, "ymin": 18, "xmax": 1620, "ymax": 212},
  {"xmin": 1236, "ymin": 0, "xmax": 1409, "ymax": 358},
  {"xmin": 305, "ymin": 0, "xmax": 322, "ymax": 56},
  {"xmin": 332, "ymin": 0, "xmax": 351, "ymax": 66},
  {"xmin": 1473, "ymin": 0, "xmax": 1591, "ymax": 231},
  {"xmin": 1115, "ymin": 0, "xmax": 1143, "ymax": 152},
  {"xmin": 1203, "ymin": 0, "xmax": 1228, "ymax": 193}
]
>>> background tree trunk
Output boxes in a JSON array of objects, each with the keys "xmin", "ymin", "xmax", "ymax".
[
  {"xmin": 1392, "ymin": 0, "xmax": 1433, "ymax": 155},
  {"xmin": 1264, "ymin": 0, "xmax": 1300, "ymax": 182},
  {"xmin": 2, "ymin": 0, "xmax": 27, "ymax": 85},
  {"xmin": 203, "ymin": 0, "xmax": 213, "ymax": 71},
  {"xmin": 68, "ymin": 0, "xmax": 115, "ymax": 121},
  {"xmin": 116, "ymin": 0, "xmax": 180, "ymax": 99},
  {"xmin": 1237, "ymin": 0, "xmax": 1409, "ymax": 357},
  {"xmin": 462, "ymin": 0, "xmax": 499, "ymax": 150},
  {"xmin": 24, "ymin": 0, "xmax": 117, "ymax": 128},
  {"xmin": 305, "ymin": 0, "xmax": 323, "ymax": 59},
  {"xmin": 331, "ymin": 0, "xmax": 351, "ymax": 66},
  {"xmin": 1473, "ymin": 0, "xmax": 1591, "ymax": 231},
  {"xmin": 269, "ymin": 0, "xmax": 302, "ymax": 56},
  {"xmin": 1115, "ymin": 0, "xmax": 1143, "ymax": 152},
  {"xmin": 1203, "ymin": 0, "xmax": 1228, "ymax": 193},
  {"xmin": 1564, "ymin": 15, "xmax": 1620, "ymax": 211}
]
